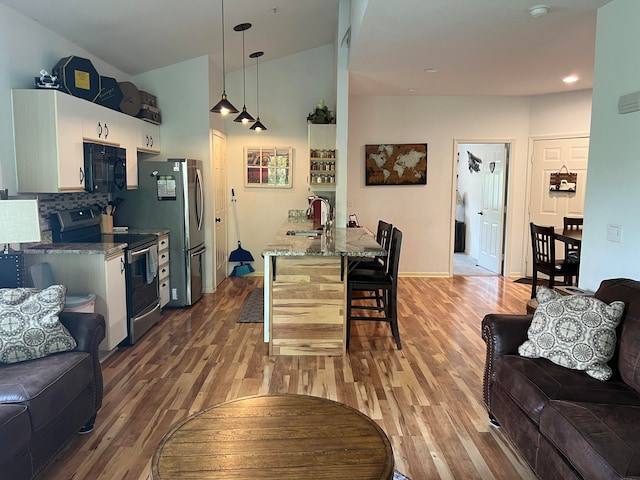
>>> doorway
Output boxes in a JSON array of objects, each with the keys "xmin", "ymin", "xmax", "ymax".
[
  {"xmin": 524, "ymin": 135, "xmax": 589, "ymax": 277},
  {"xmin": 453, "ymin": 141, "xmax": 511, "ymax": 276},
  {"xmin": 212, "ymin": 130, "xmax": 228, "ymax": 287}
]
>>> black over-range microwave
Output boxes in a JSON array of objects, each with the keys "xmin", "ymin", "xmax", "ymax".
[{"xmin": 83, "ymin": 142, "xmax": 127, "ymax": 193}]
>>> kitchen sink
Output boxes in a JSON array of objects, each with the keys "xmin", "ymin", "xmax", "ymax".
[{"xmin": 286, "ymin": 230, "xmax": 322, "ymax": 236}]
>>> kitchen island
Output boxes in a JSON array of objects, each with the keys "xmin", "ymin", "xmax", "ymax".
[{"xmin": 262, "ymin": 220, "xmax": 385, "ymax": 356}]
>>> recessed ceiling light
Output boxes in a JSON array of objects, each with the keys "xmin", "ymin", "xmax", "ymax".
[
  {"xmin": 407, "ymin": 88, "xmax": 419, "ymax": 93},
  {"xmin": 424, "ymin": 68, "xmax": 438, "ymax": 73},
  {"xmin": 529, "ymin": 4, "xmax": 550, "ymax": 17},
  {"xmin": 563, "ymin": 75, "xmax": 578, "ymax": 84}
]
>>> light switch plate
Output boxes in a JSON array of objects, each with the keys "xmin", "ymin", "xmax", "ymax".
[{"xmin": 606, "ymin": 224, "xmax": 622, "ymax": 243}]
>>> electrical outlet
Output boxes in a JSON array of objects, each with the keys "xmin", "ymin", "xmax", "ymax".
[{"xmin": 606, "ymin": 224, "xmax": 622, "ymax": 243}]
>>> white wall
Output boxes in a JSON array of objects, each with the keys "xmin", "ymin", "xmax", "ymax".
[
  {"xmin": 580, "ymin": 0, "xmax": 640, "ymax": 290},
  {"xmin": 224, "ymin": 45, "xmax": 336, "ymax": 273},
  {"xmin": 0, "ymin": 4, "xmax": 131, "ymax": 193},
  {"xmin": 348, "ymin": 95, "xmax": 531, "ymax": 276},
  {"xmin": 529, "ymin": 89, "xmax": 592, "ymax": 136}
]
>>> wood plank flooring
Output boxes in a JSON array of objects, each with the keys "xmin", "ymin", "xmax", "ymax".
[{"xmin": 38, "ymin": 275, "xmax": 536, "ymax": 480}]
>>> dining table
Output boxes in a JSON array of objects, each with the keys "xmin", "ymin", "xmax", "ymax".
[
  {"xmin": 555, "ymin": 228, "xmax": 582, "ymax": 246},
  {"xmin": 151, "ymin": 394, "xmax": 395, "ymax": 480}
]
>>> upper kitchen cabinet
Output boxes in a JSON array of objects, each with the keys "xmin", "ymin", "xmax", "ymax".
[
  {"xmin": 138, "ymin": 121, "xmax": 161, "ymax": 154},
  {"xmin": 12, "ymin": 89, "xmax": 161, "ymax": 193},
  {"xmin": 12, "ymin": 89, "xmax": 85, "ymax": 193},
  {"xmin": 308, "ymin": 124, "xmax": 337, "ymax": 191},
  {"xmin": 81, "ymin": 100, "xmax": 138, "ymax": 188}
]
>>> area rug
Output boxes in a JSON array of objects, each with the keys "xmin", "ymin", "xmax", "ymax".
[
  {"xmin": 236, "ymin": 287, "xmax": 264, "ymax": 323},
  {"xmin": 514, "ymin": 277, "xmax": 571, "ymax": 286},
  {"xmin": 393, "ymin": 470, "xmax": 410, "ymax": 479},
  {"xmin": 514, "ymin": 277, "xmax": 533, "ymax": 284}
]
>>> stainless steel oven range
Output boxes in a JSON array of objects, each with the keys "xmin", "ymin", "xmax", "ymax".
[{"xmin": 50, "ymin": 207, "xmax": 161, "ymax": 345}]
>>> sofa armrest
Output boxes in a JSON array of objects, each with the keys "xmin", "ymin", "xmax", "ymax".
[
  {"xmin": 481, "ymin": 313, "xmax": 532, "ymax": 415},
  {"xmin": 59, "ymin": 312, "xmax": 106, "ymax": 354},
  {"xmin": 59, "ymin": 312, "xmax": 106, "ymax": 412}
]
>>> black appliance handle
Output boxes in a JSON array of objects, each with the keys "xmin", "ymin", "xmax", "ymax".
[{"xmin": 190, "ymin": 246, "xmax": 206, "ymax": 257}]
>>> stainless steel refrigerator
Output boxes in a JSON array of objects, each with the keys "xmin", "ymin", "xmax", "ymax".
[{"xmin": 115, "ymin": 158, "xmax": 206, "ymax": 307}]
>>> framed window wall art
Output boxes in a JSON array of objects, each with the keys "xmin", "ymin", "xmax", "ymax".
[{"xmin": 245, "ymin": 147, "xmax": 293, "ymax": 188}]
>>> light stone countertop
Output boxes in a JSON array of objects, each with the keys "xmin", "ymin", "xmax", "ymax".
[
  {"xmin": 23, "ymin": 242, "xmax": 127, "ymax": 256},
  {"xmin": 120, "ymin": 228, "xmax": 170, "ymax": 236},
  {"xmin": 23, "ymin": 229, "xmax": 169, "ymax": 256},
  {"xmin": 262, "ymin": 220, "xmax": 385, "ymax": 257}
]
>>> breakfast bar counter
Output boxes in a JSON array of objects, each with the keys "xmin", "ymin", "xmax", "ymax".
[{"xmin": 262, "ymin": 220, "xmax": 385, "ymax": 356}]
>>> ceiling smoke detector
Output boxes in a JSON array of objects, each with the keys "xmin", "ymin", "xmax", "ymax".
[{"xmin": 529, "ymin": 4, "xmax": 550, "ymax": 17}]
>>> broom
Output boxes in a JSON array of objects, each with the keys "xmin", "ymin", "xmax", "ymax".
[{"xmin": 229, "ymin": 188, "xmax": 255, "ymax": 276}]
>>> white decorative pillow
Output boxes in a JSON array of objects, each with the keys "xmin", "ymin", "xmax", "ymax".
[
  {"xmin": 0, "ymin": 285, "xmax": 77, "ymax": 364},
  {"xmin": 519, "ymin": 286, "xmax": 625, "ymax": 381}
]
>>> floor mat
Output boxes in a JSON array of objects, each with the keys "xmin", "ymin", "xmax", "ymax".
[{"xmin": 236, "ymin": 287, "xmax": 264, "ymax": 323}]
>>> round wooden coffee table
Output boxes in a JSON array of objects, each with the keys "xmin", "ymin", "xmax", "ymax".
[{"xmin": 152, "ymin": 394, "xmax": 394, "ymax": 479}]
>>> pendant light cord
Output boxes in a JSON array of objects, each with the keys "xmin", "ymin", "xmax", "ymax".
[
  {"xmin": 221, "ymin": 0, "xmax": 227, "ymax": 93},
  {"xmin": 255, "ymin": 56, "xmax": 260, "ymax": 116},
  {"xmin": 242, "ymin": 31, "xmax": 247, "ymax": 104}
]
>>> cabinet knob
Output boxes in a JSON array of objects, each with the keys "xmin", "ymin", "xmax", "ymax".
[
  {"xmin": 104, "ymin": 123, "xmax": 109, "ymax": 139},
  {"xmin": 97, "ymin": 122, "xmax": 103, "ymax": 138},
  {"xmin": 215, "ymin": 217, "xmax": 221, "ymax": 223}
]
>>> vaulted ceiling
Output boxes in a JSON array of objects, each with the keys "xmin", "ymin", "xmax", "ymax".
[{"xmin": 0, "ymin": 0, "xmax": 613, "ymax": 96}]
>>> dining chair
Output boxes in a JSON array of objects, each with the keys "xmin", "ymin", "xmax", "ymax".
[
  {"xmin": 562, "ymin": 216, "xmax": 583, "ymax": 265},
  {"xmin": 346, "ymin": 227, "xmax": 402, "ymax": 349},
  {"xmin": 529, "ymin": 222, "xmax": 579, "ymax": 298}
]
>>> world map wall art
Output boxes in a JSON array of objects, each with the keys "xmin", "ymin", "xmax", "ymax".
[{"xmin": 365, "ymin": 143, "xmax": 428, "ymax": 186}]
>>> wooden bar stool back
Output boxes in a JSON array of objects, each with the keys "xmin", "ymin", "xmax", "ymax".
[{"xmin": 347, "ymin": 227, "xmax": 402, "ymax": 349}]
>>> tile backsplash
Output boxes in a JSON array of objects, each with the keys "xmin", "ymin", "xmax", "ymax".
[{"xmin": 25, "ymin": 192, "xmax": 110, "ymax": 243}]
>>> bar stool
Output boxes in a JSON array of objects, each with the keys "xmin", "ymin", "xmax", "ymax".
[
  {"xmin": 346, "ymin": 228, "xmax": 402, "ymax": 349},
  {"xmin": 348, "ymin": 220, "xmax": 393, "ymax": 273}
]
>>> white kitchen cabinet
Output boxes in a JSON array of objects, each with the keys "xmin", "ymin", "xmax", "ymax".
[
  {"xmin": 24, "ymin": 250, "xmax": 128, "ymax": 357},
  {"xmin": 138, "ymin": 121, "xmax": 161, "ymax": 153},
  {"xmin": 308, "ymin": 124, "xmax": 337, "ymax": 191},
  {"xmin": 104, "ymin": 252, "xmax": 128, "ymax": 352},
  {"xmin": 157, "ymin": 234, "xmax": 170, "ymax": 307},
  {"xmin": 12, "ymin": 89, "xmax": 85, "ymax": 193},
  {"xmin": 81, "ymin": 99, "xmax": 138, "ymax": 189},
  {"xmin": 12, "ymin": 89, "xmax": 158, "ymax": 193},
  {"xmin": 82, "ymin": 101, "xmax": 124, "ymax": 145}
]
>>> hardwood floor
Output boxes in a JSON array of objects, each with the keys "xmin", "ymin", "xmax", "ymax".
[{"xmin": 39, "ymin": 275, "xmax": 536, "ymax": 480}]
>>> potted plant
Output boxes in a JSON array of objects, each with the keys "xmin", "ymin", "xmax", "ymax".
[{"xmin": 306, "ymin": 100, "xmax": 335, "ymax": 124}]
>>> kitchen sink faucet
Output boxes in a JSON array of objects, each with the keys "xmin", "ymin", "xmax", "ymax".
[{"xmin": 306, "ymin": 196, "xmax": 333, "ymax": 228}]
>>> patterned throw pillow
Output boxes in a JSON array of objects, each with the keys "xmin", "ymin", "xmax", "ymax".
[
  {"xmin": 0, "ymin": 285, "xmax": 77, "ymax": 364},
  {"xmin": 519, "ymin": 286, "xmax": 625, "ymax": 381}
]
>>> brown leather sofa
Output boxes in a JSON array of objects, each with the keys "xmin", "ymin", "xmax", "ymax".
[
  {"xmin": 0, "ymin": 311, "xmax": 105, "ymax": 480},
  {"xmin": 482, "ymin": 278, "xmax": 640, "ymax": 480}
]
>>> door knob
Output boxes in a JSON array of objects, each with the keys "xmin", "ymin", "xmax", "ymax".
[{"xmin": 477, "ymin": 211, "xmax": 483, "ymax": 215}]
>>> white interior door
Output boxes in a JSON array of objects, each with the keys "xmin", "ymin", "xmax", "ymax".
[
  {"xmin": 478, "ymin": 146, "xmax": 506, "ymax": 273},
  {"xmin": 213, "ymin": 130, "xmax": 228, "ymax": 287},
  {"xmin": 526, "ymin": 136, "xmax": 589, "ymax": 275}
]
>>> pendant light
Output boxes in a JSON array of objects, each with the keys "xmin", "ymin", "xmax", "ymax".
[
  {"xmin": 211, "ymin": 0, "xmax": 238, "ymax": 115},
  {"xmin": 249, "ymin": 51, "xmax": 267, "ymax": 131},
  {"xmin": 233, "ymin": 23, "xmax": 255, "ymax": 124}
]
